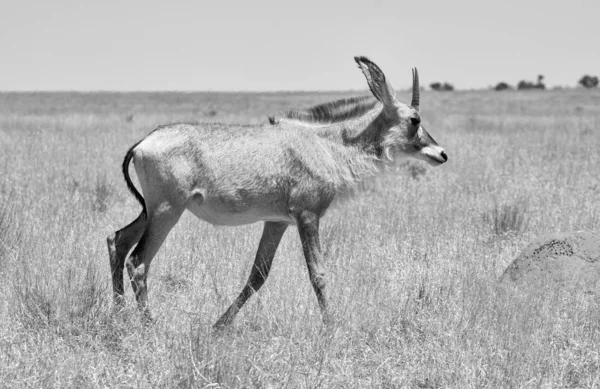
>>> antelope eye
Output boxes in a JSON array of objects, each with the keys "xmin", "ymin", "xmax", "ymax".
[{"xmin": 410, "ymin": 117, "xmax": 421, "ymax": 126}]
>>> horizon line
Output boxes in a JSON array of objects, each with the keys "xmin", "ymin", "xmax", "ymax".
[{"xmin": 0, "ymin": 86, "xmax": 586, "ymax": 94}]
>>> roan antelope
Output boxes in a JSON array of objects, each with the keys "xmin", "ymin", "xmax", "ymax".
[{"xmin": 107, "ymin": 56, "xmax": 447, "ymax": 328}]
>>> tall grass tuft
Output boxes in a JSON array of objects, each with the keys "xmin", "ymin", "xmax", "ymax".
[
  {"xmin": 11, "ymin": 262, "xmax": 58, "ymax": 331},
  {"xmin": 93, "ymin": 173, "xmax": 113, "ymax": 213},
  {"xmin": 0, "ymin": 193, "xmax": 23, "ymax": 268},
  {"xmin": 61, "ymin": 264, "xmax": 109, "ymax": 334},
  {"xmin": 483, "ymin": 200, "xmax": 529, "ymax": 237},
  {"xmin": 11, "ymin": 260, "xmax": 109, "ymax": 334}
]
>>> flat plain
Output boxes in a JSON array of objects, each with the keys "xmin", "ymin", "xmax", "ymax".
[{"xmin": 0, "ymin": 89, "xmax": 599, "ymax": 388}]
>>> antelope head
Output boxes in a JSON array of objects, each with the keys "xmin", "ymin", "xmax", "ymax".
[{"xmin": 354, "ymin": 56, "xmax": 447, "ymax": 166}]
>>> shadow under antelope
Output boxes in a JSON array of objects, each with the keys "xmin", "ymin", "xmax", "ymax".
[{"xmin": 107, "ymin": 56, "xmax": 448, "ymax": 329}]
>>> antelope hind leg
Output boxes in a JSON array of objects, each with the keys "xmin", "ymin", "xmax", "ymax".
[
  {"xmin": 125, "ymin": 204, "xmax": 184, "ymax": 321},
  {"xmin": 107, "ymin": 212, "xmax": 147, "ymax": 308}
]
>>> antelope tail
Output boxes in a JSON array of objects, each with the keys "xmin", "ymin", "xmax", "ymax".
[{"xmin": 122, "ymin": 142, "xmax": 147, "ymax": 216}]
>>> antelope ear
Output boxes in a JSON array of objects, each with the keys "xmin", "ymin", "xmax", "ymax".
[{"xmin": 354, "ymin": 56, "xmax": 397, "ymax": 107}]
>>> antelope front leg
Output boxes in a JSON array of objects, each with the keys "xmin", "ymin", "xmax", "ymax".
[
  {"xmin": 213, "ymin": 221, "xmax": 288, "ymax": 330},
  {"xmin": 297, "ymin": 211, "xmax": 329, "ymax": 323}
]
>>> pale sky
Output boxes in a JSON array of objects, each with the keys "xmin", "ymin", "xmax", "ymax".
[{"xmin": 1, "ymin": 0, "xmax": 598, "ymax": 91}]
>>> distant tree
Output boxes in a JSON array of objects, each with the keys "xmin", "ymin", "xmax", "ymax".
[
  {"xmin": 579, "ymin": 75, "xmax": 599, "ymax": 88},
  {"xmin": 494, "ymin": 82, "xmax": 511, "ymax": 91},
  {"xmin": 517, "ymin": 80, "xmax": 532, "ymax": 90},
  {"xmin": 536, "ymin": 75, "xmax": 545, "ymax": 89},
  {"xmin": 442, "ymin": 82, "xmax": 454, "ymax": 91},
  {"xmin": 517, "ymin": 75, "xmax": 545, "ymax": 90},
  {"xmin": 430, "ymin": 82, "xmax": 454, "ymax": 91}
]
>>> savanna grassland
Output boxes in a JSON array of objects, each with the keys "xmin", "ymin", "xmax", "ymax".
[{"xmin": 0, "ymin": 88, "xmax": 599, "ymax": 388}]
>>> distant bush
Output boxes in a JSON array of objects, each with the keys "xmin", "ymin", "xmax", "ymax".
[
  {"xmin": 401, "ymin": 161, "xmax": 427, "ymax": 180},
  {"xmin": 494, "ymin": 82, "xmax": 512, "ymax": 91},
  {"xmin": 517, "ymin": 75, "xmax": 545, "ymax": 90},
  {"xmin": 430, "ymin": 82, "xmax": 454, "ymax": 91},
  {"xmin": 578, "ymin": 75, "xmax": 599, "ymax": 88}
]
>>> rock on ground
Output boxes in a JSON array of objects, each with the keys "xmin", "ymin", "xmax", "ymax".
[{"xmin": 500, "ymin": 231, "xmax": 600, "ymax": 292}]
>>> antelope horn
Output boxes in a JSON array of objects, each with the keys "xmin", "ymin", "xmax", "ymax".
[{"xmin": 411, "ymin": 68, "xmax": 420, "ymax": 109}]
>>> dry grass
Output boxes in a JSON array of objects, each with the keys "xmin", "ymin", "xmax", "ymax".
[{"xmin": 0, "ymin": 89, "xmax": 599, "ymax": 388}]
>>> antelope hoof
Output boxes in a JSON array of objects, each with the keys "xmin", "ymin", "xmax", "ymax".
[
  {"xmin": 141, "ymin": 309, "xmax": 154, "ymax": 326},
  {"xmin": 213, "ymin": 315, "xmax": 234, "ymax": 333},
  {"xmin": 112, "ymin": 295, "xmax": 126, "ymax": 311}
]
